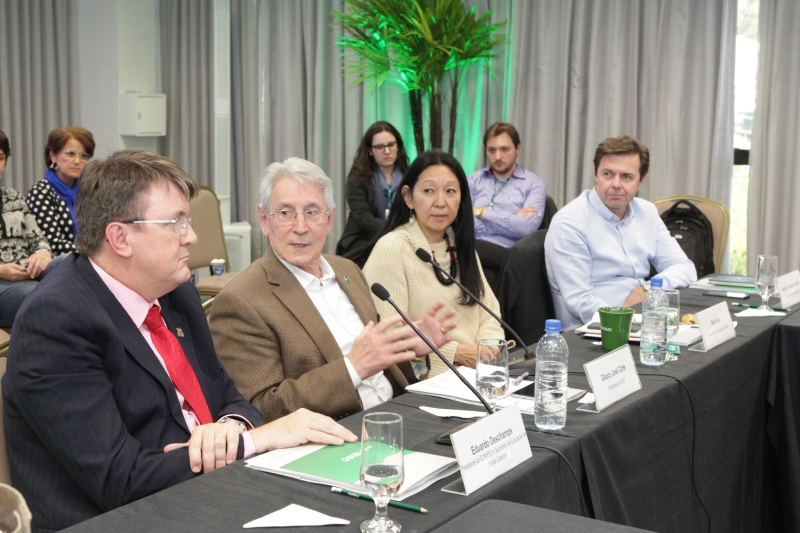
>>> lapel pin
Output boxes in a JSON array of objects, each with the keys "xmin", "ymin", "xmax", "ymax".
[
  {"xmin": 175, "ymin": 327, "xmax": 185, "ymax": 338},
  {"xmin": 344, "ymin": 275, "xmax": 351, "ymax": 283}
]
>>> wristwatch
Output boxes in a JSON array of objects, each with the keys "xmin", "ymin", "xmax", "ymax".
[
  {"xmin": 218, "ymin": 416, "xmax": 247, "ymax": 433},
  {"xmin": 473, "ymin": 207, "xmax": 487, "ymax": 220}
]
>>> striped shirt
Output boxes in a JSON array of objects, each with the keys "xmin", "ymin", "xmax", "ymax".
[{"xmin": 468, "ymin": 164, "xmax": 547, "ymax": 248}]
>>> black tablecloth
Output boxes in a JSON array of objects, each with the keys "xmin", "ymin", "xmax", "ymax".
[
  {"xmin": 431, "ymin": 499, "xmax": 655, "ymax": 533},
  {"xmin": 768, "ymin": 310, "xmax": 800, "ymax": 532},
  {"xmin": 63, "ymin": 289, "xmax": 787, "ymax": 533}
]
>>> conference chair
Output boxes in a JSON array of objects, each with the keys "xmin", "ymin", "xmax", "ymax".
[
  {"xmin": 202, "ymin": 297, "xmax": 215, "ymax": 318},
  {"xmin": 188, "ymin": 186, "xmax": 240, "ymax": 296},
  {"xmin": 0, "ymin": 332, "xmax": 9, "ymax": 358},
  {"xmin": 539, "ymin": 194, "xmax": 558, "ymax": 230},
  {"xmin": 0, "ymin": 358, "xmax": 9, "ymax": 485},
  {"xmin": 653, "ymin": 195, "xmax": 729, "ymax": 273},
  {"xmin": 495, "ymin": 229, "xmax": 555, "ymax": 346}
]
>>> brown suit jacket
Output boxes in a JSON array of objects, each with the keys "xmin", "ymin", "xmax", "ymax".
[{"xmin": 209, "ymin": 248, "xmax": 411, "ymax": 423}]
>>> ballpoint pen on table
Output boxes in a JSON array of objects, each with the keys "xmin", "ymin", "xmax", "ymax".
[
  {"xmin": 731, "ymin": 302, "xmax": 790, "ymax": 312},
  {"xmin": 511, "ymin": 372, "xmax": 529, "ymax": 386},
  {"xmin": 331, "ymin": 487, "xmax": 428, "ymax": 513}
]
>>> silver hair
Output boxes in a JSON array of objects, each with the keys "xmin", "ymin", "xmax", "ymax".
[{"xmin": 259, "ymin": 157, "xmax": 336, "ymax": 212}]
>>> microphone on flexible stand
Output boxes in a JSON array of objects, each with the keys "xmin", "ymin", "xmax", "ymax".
[
  {"xmin": 370, "ymin": 282, "xmax": 494, "ymax": 414},
  {"xmin": 414, "ymin": 248, "xmax": 534, "ymax": 361}
]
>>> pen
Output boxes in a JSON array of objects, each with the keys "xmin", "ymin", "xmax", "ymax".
[
  {"xmin": 731, "ymin": 302, "xmax": 790, "ymax": 312},
  {"xmin": 512, "ymin": 372, "xmax": 529, "ymax": 385},
  {"xmin": 331, "ymin": 486, "xmax": 428, "ymax": 513}
]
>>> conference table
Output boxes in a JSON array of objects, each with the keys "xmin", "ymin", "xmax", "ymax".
[{"xmin": 63, "ymin": 289, "xmax": 790, "ymax": 533}]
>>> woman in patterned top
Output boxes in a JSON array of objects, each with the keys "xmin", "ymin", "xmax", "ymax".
[
  {"xmin": 26, "ymin": 127, "xmax": 95, "ymax": 255},
  {"xmin": 0, "ymin": 129, "xmax": 61, "ymax": 327}
]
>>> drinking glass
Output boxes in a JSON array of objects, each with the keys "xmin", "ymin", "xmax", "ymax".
[
  {"xmin": 664, "ymin": 289, "xmax": 680, "ymax": 361},
  {"xmin": 360, "ymin": 413, "xmax": 404, "ymax": 533},
  {"xmin": 755, "ymin": 255, "xmax": 778, "ymax": 310},
  {"xmin": 475, "ymin": 338, "xmax": 509, "ymax": 412}
]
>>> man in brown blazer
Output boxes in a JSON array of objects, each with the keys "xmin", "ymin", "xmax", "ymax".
[{"xmin": 209, "ymin": 157, "xmax": 454, "ymax": 423}]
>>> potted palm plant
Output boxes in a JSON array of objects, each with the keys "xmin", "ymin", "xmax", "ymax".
[{"xmin": 332, "ymin": 0, "xmax": 505, "ymax": 154}]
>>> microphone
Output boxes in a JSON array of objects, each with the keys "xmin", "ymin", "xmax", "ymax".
[
  {"xmin": 414, "ymin": 248, "xmax": 534, "ymax": 360},
  {"xmin": 370, "ymin": 282, "xmax": 494, "ymax": 414}
]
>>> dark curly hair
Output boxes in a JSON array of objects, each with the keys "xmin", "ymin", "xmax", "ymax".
[{"xmin": 347, "ymin": 121, "xmax": 409, "ymax": 196}]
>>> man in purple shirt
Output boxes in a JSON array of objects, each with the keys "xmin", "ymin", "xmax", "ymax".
[{"xmin": 468, "ymin": 122, "xmax": 547, "ymax": 286}]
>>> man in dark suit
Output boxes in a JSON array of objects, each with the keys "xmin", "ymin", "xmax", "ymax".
[
  {"xmin": 2, "ymin": 150, "xmax": 356, "ymax": 532},
  {"xmin": 210, "ymin": 157, "xmax": 455, "ymax": 423}
]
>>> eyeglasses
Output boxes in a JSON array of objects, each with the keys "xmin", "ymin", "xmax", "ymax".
[
  {"xmin": 122, "ymin": 217, "xmax": 193, "ymax": 235},
  {"xmin": 268, "ymin": 209, "xmax": 330, "ymax": 225},
  {"xmin": 60, "ymin": 150, "xmax": 92, "ymax": 162},
  {"xmin": 371, "ymin": 141, "xmax": 397, "ymax": 153}
]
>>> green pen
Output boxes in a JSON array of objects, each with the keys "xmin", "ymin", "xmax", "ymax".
[
  {"xmin": 330, "ymin": 486, "xmax": 428, "ymax": 514},
  {"xmin": 731, "ymin": 302, "xmax": 790, "ymax": 312}
]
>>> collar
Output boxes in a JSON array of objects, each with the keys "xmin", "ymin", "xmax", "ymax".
[
  {"xmin": 89, "ymin": 258, "xmax": 158, "ymax": 328},
  {"xmin": 273, "ymin": 249, "xmax": 336, "ymax": 289},
  {"xmin": 483, "ymin": 164, "xmax": 525, "ymax": 181},
  {"xmin": 588, "ymin": 188, "xmax": 634, "ymax": 223}
]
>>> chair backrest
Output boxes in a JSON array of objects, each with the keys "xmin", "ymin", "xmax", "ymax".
[
  {"xmin": 653, "ymin": 195, "xmax": 729, "ymax": 273},
  {"xmin": 539, "ymin": 195, "xmax": 558, "ymax": 230},
  {"xmin": 0, "ymin": 331, "xmax": 9, "ymax": 358},
  {"xmin": 0, "ymin": 358, "xmax": 10, "ymax": 486},
  {"xmin": 188, "ymin": 186, "xmax": 231, "ymax": 271},
  {"xmin": 496, "ymin": 229, "xmax": 554, "ymax": 346}
]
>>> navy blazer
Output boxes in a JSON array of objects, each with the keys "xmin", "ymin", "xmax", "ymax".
[{"xmin": 2, "ymin": 253, "xmax": 263, "ymax": 532}]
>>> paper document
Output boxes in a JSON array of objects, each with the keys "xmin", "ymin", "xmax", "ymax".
[
  {"xmin": 419, "ymin": 406, "xmax": 487, "ymax": 419},
  {"xmin": 243, "ymin": 504, "xmax": 349, "ymax": 528},
  {"xmin": 245, "ymin": 441, "xmax": 458, "ymax": 501},
  {"xmin": 734, "ymin": 308, "xmax": 786, "ymax": 317},
  {"xmin": 666, "ymin": 325, "xmax": 702, "ymax": 346},
  {"xmin": 406, "ymin": 367, "xmax": 533, "ymax": 405}
]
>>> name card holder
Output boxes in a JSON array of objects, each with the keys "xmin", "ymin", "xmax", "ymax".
[
  {"xmin": 778, "ymin": 270, "xmax": 800, "ymax": 309},
  {"xmin": 688, "ymin": 301, "xmax": 736, "ymax": 352},
  {"xmin": 578, "ymin": 345, "xmax": 642, "ymax": 413},
  {"xmin": 444, "ymin": 405, "xmax": 531, "ymax": 495}
]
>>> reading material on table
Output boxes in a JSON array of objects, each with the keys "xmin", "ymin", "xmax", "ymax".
[
  {"xmin": 406, "ymin": 367, "xmax": 586, "ymax": 410},
  {"xmin": 245, "ymin": 441, "xmax": 459, "ymax": 501}
]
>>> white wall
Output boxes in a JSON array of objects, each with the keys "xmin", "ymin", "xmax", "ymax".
[{"xmin": 74, "ymin": 0, "xmax": 160, "ymax": 157}]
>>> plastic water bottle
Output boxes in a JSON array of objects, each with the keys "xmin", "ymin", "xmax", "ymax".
[
  {"xmin": 640, "ymin": 277, "xmax": 668, "ymax": 366},
  {"xmin": 534, "ymin": 319, "xmax": 569, "ymax": 430}
]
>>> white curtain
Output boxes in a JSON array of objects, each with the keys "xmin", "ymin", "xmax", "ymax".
[
  {"xmin": 0, "ymin": 0, "xmax": 78, "ymax": 193},
  {"xmin": 511, "ymin": 0, "xmax": 735, "ymax": 208},
  {"xmin": 747, "ymin": 0, "xmax": 800, "ymax": 274}
]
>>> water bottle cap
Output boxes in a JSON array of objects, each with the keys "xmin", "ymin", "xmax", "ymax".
[
  {"xmin": 650, "ymin": 277, "xmax": 663, "ymax": 288},
  {"xmin": 545, "ymin": 319, "xmax": 561, "ymax": 332}
]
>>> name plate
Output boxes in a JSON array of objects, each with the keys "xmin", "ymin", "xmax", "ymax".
[
  {"xmin": 449, "ymin": 404, "xmax": 531, "ymax": 495},
  {"xmin": 690, "ymin": 301, "xmax": 736, "ymax": 352},
  {"xmin": 580, "ymin": 345, "xmax": 641, "ymax": 412},
  {"xmin": 778, "ymin": 270, "xmax": 800, "ymax": 309}
]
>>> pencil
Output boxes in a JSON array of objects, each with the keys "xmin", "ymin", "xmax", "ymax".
[
  {"xmin": 331, "ymin": 486, "xmax": 428, "ymax": 513},
  {"xmin": 731, "ymin": 302, "xmax": 790, "ymax": 312}
]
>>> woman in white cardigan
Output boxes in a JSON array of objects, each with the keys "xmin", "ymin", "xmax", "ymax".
[{"xmin": 362, "ymin": 150, "xmax": 504, "ymax": 378}]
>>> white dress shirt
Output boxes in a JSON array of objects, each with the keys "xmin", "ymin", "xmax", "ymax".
[{"xmin": 276, "ymin": 252, "xmax": 393, "ymax": 410}]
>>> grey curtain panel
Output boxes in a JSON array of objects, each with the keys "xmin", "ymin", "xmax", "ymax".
[
  {"xmin": 747, "ymin": 0, "xmax": 800, "ymax": 274},
  {"xmin": 159, "ymin": 0, "xmax": 215, "ymax": 187},
  {"xmin": 0, "ymin": 0, "xmax": 77, "ymax": 193},
  {"xmin": 511, "ymin": 0, "xmax": 735, "ymax": 208}
]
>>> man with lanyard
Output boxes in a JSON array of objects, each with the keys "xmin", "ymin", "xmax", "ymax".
[{"xmin": 467, "ymin": 122, "xmax": 547, "ymax": 287}]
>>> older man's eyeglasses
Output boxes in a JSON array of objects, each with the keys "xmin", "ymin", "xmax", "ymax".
[
  {"xmin": 60, "ymin": 150, "xmax": 92, "ymax": 162},
  {"xmin": 122, "ymin": 217, "xmax": 193, "ymax": 235},
  {"xmin": 269, "ymin": 209, "xmax": 330, "ymax": 225},
  {"xmin": 371, "ymin": 141, "xmax": 397, "ymax": 153}
]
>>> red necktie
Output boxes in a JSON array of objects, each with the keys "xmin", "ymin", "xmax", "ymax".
[{"xmin": 144, "ymin": 305, "xmax": 213, "ymax": 425}]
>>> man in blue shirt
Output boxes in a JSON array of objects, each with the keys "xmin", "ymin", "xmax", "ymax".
[
  {"xmin": 545, "ymin": 135, "xmax": 696, "ymax": 330},
  {"xmin": 468, "ymin": 123, "xmax": 547, "ymax": 288}
]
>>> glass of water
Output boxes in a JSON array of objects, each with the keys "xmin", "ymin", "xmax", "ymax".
[
  {"xmin": 664, "ymin": 289, "xmax": 680, "ymax": 361},
  {"xmin": 360, "ymin": 413, "xmax": 404, "ymax": 533},
  {"xmin": 756, "ymin": 255, "xmax": 778, "ymax": 310},
  {"xmin": 475, "ymin": 338, "xmax": 509, "ymax": 412}
]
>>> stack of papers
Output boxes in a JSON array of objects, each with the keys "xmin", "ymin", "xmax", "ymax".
[
  {"xmin": 406, "ymin": 367, "xmax": 586, "ymax": 413},
  {"xmin": 246, "ymin": 442, "xmax": 458, "ymax": 501}
]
